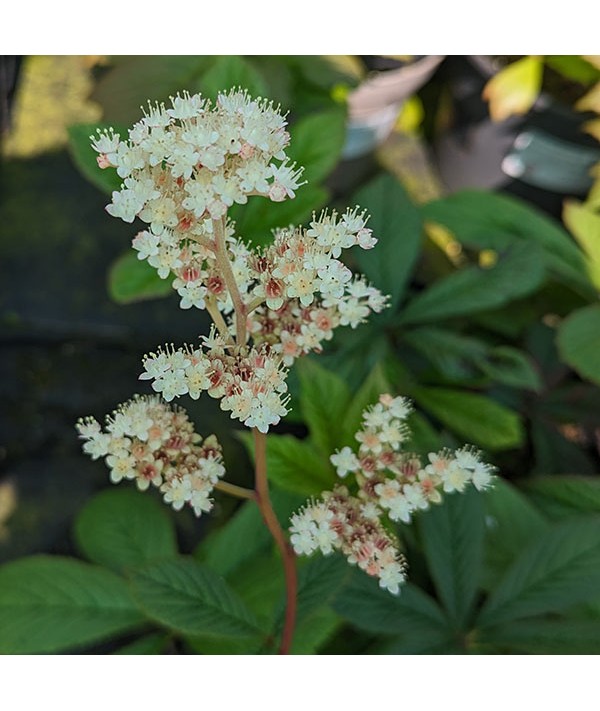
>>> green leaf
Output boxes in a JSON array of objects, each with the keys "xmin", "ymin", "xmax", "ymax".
[
  {"xmin": 478, "ymin": 518, "xmax": 600, "ymax": 627},
  {"xmin": 483, "ymin": 478, "xmax": 548, "ymax": 587},
  {"xmin": 332, "ymin": 566, "xmax": 448, "ymax": 636},
  {"xmin": 93, "ymin": 56, "xmax": 212, "ymax": 125},
  {"xmin": 198, "ymin": 55, "xmax": 268, "ymax": 102},
  {"xmin": 544, "ymin": 55, "xmax": 600, "ymax": 85},
  {"xmin": 196, "ymin": 487, "xmax": 304, "ymax": 577},
  {"xmin": 273, "ymin": 554, "xmax": 349, "ymax": 637},
  {"xmin": 67, "ymin": 123, "xmax": 124, "ymax": 195},
  {"xmin": 479, "ymin": 618, "xmax": 600, "ymax": 654},
  {"xmin": 351, "ymin": 173, "xmax": 423, "ymax": 310},
  {"xmin": 74, "ymin": 489, "xmax": 178, "ymax": 573},
  {"xmin": 290, "ymin": 607, "xmax": 341, "ymax": 655},
  {"xmin": 113, "ymin": 633, "xmax": 169, "ymax": 655},
  {"xmin": 295, "ymin": 554, "xmax": 350, "ymax": 624},
  {"xmin": 229, "ymin": 185, "xmax": 329, "ymax": 247},
  {"xmin": 287, "ymin": 109, "xmax": 347, "ymax": 184},
  {"xmin": 557, "ymin": 304, "xmax": 600, "ymax": 386},
  {"xmin": 0, "ymin": 556, "xmax": 145, "ymax": 654},
  {"xmin": 108, "ymin": 251, "xmax": 173, "ymax": 304},
  {"xmin": 296, "ymin": 359, "xmax": 352, "ymax": 455},
  {"xmin": 403, "ymin": 327, "xmax": 488, "ymax": 379},
  {"xmin": 421, "ymin": 190, "xmax": 594, "ymax": 297},
  {"xmin": 238, "ymin": 431, "xmax": 335, "ymax": 496},
  {"xmin": 475, "ymin": 345, "xmax": 542, "ymax": 391},
  {"xmin": 399, "ymin": 242, "xmax": 545, "ymax": 326},
  {"xmin": 412, "ymin": 386, "xmax": 524, "ymax": 451},
  {"xmin": 523, "ymin": 476, "xmax": 600, "ymax": 520},
  {"xmin": 418, "ymin": 488, "xmax": 486, "ymax": 629},
  {"xmin": 129, "ymin": 557, "xmax": 263, "ymax": 638}
]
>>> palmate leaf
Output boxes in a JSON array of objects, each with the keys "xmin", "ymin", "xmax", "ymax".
[
  {"xmin": 421, "ymin": 190, "xmax": 594, "ymax": 297},
  {"xmin": 412, "ymin": 386, "xmax": 523, "ymax": 451},
  {"xmin": 195, "ymin": 486, "xmax": 304, "ymax": 577},
  {"xmin": 333, "ymin": 566, "xmax": 448, "ymax": 636},
  {"xmin": 0, "ymin": 556, "xmax": 145, "ymax": 654},
  {"xmin": 479, "ymin": 618, "xmax": 600, "ymax": 654},
  {"xmin": 74, "ymin": 488, "xmax": 178, "ymax": 573},
  {"xmin": 417, "ymin": 488, "xmax": 486, "ymax": 630},
  {"xmin": 238, "ymin": 431, "xmax": 335, "ymax": 496},
  {"xmin": 522, "ymin": 476, "xmax": 600, "ymax": 520},
  {"xmin": 483, "ymin": 478, "xmax": 548, "ymax": 588},
  {"xmin": 351, "ymin": 173, "xmax": 423, "ymax": 311},
  {"xmin": 478, "ymin": 517, "xmax": 600, "ymax": 627},
  {"xmin": 129, "ymin": 557, "xmax": 264, "ymax": 639},
  {"xmin": 398, "ymin": 241, "xmax": 545, "ymax": 326},
  {"xmin": 296, "ymin": 358, "xmax": 352, "ymax": 456}
]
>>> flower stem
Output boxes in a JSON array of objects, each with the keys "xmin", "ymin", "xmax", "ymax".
[
  {"xmin": 252, "ymin": 428, "xmax": 297, "ymax": 655},
  {"xmin": 214, "ymin": 480, "xmax": 256, "ymax": 501},
  {"xmin": 205, "ymin": 294, "xmax": 232, "ymax": 342},
  {"xmin": 212, "ymin": 217, "xmax": 247, "ymax": 345}
]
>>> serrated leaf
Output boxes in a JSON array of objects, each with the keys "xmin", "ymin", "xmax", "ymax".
[
  {"xmin": 108, "ymin": 250, "xmax": 173, "ymax": 304},
  {"xmin": 475, "ymin": 345, "xmax": 542, "ymax": 391},
  {"xmin": 296, "ymin": 358, "xmax": 352, "ymax": 455},
  {"xmin": 0, "ymin": 556, "xmax": 145, "ymax": 654},
  {"xmin": 67, "ymin": 123, "xmax": 124, "ymax": 195},
  {"xmin": 273, "ymin": 554, "xmax": 349, "ymax": 638},
  {"xmin": 198, "ymin": 55, "xmax": 268, "ymax": 102},
  {"xmin": 523, "ymin": 476, "xmax": 600, "ymax": 520},
  {"xmin": 129, "ymin": 557, "xmax": 263, "ymax": 638},
  {"xmin": 482, "ymin": 56, "xmax": 543, "ymax": 122},
  {"xmin": 480, "ymin": 618, "xmax": 600, "ymax": 654},
  {"xmin": 478, "ymin": 518, "xmax": 600, "ymax": 627},
  {"xmin": 238, "ymin": 431, "xmax": 334, "ymax": 496},
  {"xmin": 74, "ymin": 489, "xmax": 177, "ymax": 573},
  {"xmin": 398, "ymin": 242, "xmax": 545, "ymax": 326},
  {"xmin": 421, "ymin": 190, "xmax": 593, "ymax": 297},
  {"xmin": 332, "ymin": 566, "xmax": 448, "ymax": 636},
  {"xmin": 290, "ymin": 607, "xmax": 341, "ymax": 655},
  {"xmin": 351, "ymin": 173, "xmax": 423, "ymax": 310},
  {"xmin": 113, "ymin": 633, "xmax": 169, "ymax": 655},
  {"xmin": 483, "ymin": 478, "xmax": 548, "ymax": 588},
  {"xmin": 418, "ymin": 488, "xmax": 486, "ymax": 629},
  {"xmin": 287, "ymin": 109, "xmax": 347, "ymax": 184},
  {"xmin": 412, "ymin": 386, "xmax": 523, "ymax": 451},
  {"xmin": 557, "ymin": 304, "xmax": 600, "ymax": 386},
  {"xmin": 195, "ymin": 487, "xmax": 304, "ymax": 577}
]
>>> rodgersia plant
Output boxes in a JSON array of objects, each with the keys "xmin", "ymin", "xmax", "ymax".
[{"xmin": 76, "ymin": 89, "xmax": 494, "ymax": 654}]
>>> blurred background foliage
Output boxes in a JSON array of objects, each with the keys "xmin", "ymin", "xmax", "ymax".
[{"xmin": 1, "ymin": 54, "xmax": 600, "ymax": 655}]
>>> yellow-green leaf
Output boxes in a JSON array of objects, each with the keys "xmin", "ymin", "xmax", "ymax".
[
  {"xmin": 483, "ymin": 57, "xmax": 543, "ymax": 122},
  {"xmin": 562, "ymin": 200, "xmax": 600, "ymax": 289}
]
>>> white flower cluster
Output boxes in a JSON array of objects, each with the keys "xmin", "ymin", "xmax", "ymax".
[
  {"xmin": 290, "ymin": 393, "xmax": 495, "ymax": 595},
  {"xmin": 76, "ymin": 395, "xmax": 225, "ymax": 516},
  {"xmin": 139, "ymin": 333, "xmax": 289, "ymax": 434},
  {"xmin": 290, "ymin": 487, "xmax": 407, "ymax": 595}
]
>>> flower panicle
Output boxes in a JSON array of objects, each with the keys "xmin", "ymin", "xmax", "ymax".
[
  {"xmin": 76, "ymin": 395, "xmax": 225, "ymax": 517},
  {"xmin": 290, "ymin": 392, "xmax": 496, "ymax": 595}
]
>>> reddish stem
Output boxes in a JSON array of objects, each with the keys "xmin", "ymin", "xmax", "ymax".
[{"xmin": 252, "ymin": 428, "xmax": 297, "ymax": 655}]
